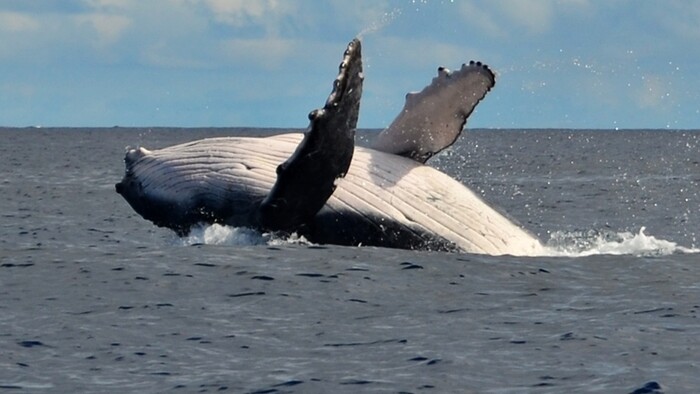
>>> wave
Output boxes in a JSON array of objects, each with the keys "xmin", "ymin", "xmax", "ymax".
[
  {"xmin": 179, "ymin": 223, "xmax": 311, "ymax": 247},
  {"xmin": 178, "ymin": 224, "xmax": 698, "ymax": 257},
  {"xmin": 544, "ymin": 227, "xmax": 699, "ymax": 257}
]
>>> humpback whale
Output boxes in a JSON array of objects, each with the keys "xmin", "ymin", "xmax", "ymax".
[{"xmin": 116, "ymin": 38, "xmax": 544, "ymax": 256}]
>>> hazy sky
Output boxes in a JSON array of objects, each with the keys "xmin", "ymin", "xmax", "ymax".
[{"xmin": 1, "ymin": 0, "xmax": 698, "ymax": 129}]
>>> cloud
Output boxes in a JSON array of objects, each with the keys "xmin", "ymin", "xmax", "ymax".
[
  {"xmin": 0, "ymin": 0, "xmax": 394, "ymax": 69},
  {"xmin": 202, "ymin": 0, "xmax": 284, "ymax": 23},
  {"xmin": 327, "ymin": 1, "xmax": 394, "ymax": 35},
  {"xmin": 220, "ymin": 37, "xmax": 298, "ymax": 70},
  {"xmin": 656, "ymin": 1, "xmax": 700, "ymax": 40},
  {"xmin": 76, "ymin": 13, "xmax": 131, "ymax": 46},
  {"xmin": 0, "ymin": 2, "xmax": 136, "ymax": 63},
  {"xmin": 0, "ymin": 0, "xmax": 696, "ymax": 128},
  {"xmin": 457, "ymin": 2, "xmax": 507, "ymax": 38},
  {"xmin": 372, "ymin": 36, "xmax": 482, "ymax": 70},
  {"xmin": 0, "ymin": 11, "xmax": 40, "ymax": 32},
  {"xmin": 83, "ymin": 0, "xmax": 133, "ymax": 11},
  {"xmin": 459, "ymin": 0, "xmax": 592, "ymax": 37},
  {"xmin": 198, "ymin": 0, "xmax": 299, "ymax": 34},
  {"xmin": 496, "ymin": 0, "xmax": 554, "ymax": 34}
]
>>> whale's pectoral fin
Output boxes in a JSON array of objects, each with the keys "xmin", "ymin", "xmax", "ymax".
[
  {"xmin": 372, "ymin": 61, "xmax": 495, "ymax": 163},
  {"xmin": 258, "ymin": 38, "xmax": 363, "ymax": 231}
]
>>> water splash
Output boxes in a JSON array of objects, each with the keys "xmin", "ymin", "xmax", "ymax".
[
  {"xmin": 179, "ymin": 223, "xmax": 310, "ymax": 247},
  {"xmin": 357, "ymin": 8, "xmax": 402, "ymax": 39},
  {"xmin": 544, "ymin": 227, "xmax": 699, "ymax": 257},
  {"xmin": 177, "ymin": 224, "xmax": 696, "ymax": 258}
]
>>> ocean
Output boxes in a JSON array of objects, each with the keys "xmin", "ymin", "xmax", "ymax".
[{"xmin": 1, "ymin": 127, "xmax": 698, "ymax": 393}]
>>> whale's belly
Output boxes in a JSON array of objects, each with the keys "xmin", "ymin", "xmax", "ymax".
[{"xmin": 334, "ymin": 142, "xmax": 542, "ymax": 256}]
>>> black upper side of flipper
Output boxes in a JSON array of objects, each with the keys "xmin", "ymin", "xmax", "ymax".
[{"xmin": 257, "ymin": 38, "xmax": 363, "ymax": 231}]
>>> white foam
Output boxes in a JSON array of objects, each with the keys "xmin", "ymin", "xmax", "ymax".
[
  {"xmin": 179, "ymin": 224, "xmax": 310, "ymax": 247},
  {"xmin": 544, "ymin": 227, "xmax": 699, "ymax": 257},
  {"xmin": 177, "ymin": 224, "xmax": 697, "ymax": 258}
]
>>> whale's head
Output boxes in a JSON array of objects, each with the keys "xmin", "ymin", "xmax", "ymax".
[
  {"xmin": 115, "ymin": 143, "xmax": 265, "ymax": 235},
  {"xmin": 116, "ymin": 147, "xmax": 197, "ymax": 235}
]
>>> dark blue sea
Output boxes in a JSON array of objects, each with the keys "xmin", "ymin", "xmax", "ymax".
[{"xmin": 1, "ymin": 127, "xmax": 698, "ymax": 393}]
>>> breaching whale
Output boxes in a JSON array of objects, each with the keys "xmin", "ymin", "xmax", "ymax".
[{"xmin": 116, "ymin": 38, "xmax": 544, "ymax": 256}]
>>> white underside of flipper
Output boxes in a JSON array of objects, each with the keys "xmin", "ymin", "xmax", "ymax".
[{"xmin": 372, "ymin": 62, "xmax": 496, "ymax": 162}]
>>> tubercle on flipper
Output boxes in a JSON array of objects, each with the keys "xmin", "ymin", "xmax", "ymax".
[
  {"xmin": 323, "ymin": 38, "xmax": 363, "ymax": 110},
  {"xmin": 308, "ymin": 40, "xmax": 360, "ymax": 121},
  {"xmin": 434, "ymin": 60, "xmax": 496, "ymax": 86},
  {"xmin": 308, "ymin": 108, "xmax": 325, "ymax": 121},
  {"xmin": 466, "ymin": 60, "xmax": 496, "ymax": 84}
]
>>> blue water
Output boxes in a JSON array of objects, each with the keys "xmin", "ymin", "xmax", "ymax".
[{"xmin": 1, "ymin": 127, "xmax": 698, "ymax": 393}]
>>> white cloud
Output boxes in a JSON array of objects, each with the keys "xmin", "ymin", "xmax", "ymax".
[
  {"xmin": 203, "ymin": 0, "xmax": 279, "ymax": 23},
  {"xmin": 60, "ymin": 0, "xmax": 396, "ymax": 71},
  {"xmin": 0, "ymin": 2, "xmax": 136, "ymax": 63},
  {"xmin": 140, "ymin": 41, "xmax": 212, "ymax": 69},
  {"xmin": 83, "ymin": 0, "xmax": 134, "ymax": 11},
  {"xmin": 0, "ymin": 0, "xmax": 696, "ymax": 128},
  {"xmin": 220, "ymin": 37, "xmax": 299, "ymax": 70},
  {"xmin": 328, "ymin": 1, "xmax": 394, "ymax": 36},
  {"xmin": 459, "ymin": 0, "xmax": 593, "ymax": 37},
  {"xmin": 0, "ymin": 11, "xmax": 40, "ymax": 32},
  {"xmin": 657, "ymin": 1, "xmax": 700, "ymax": 40},
  {"xmin": 198, "ymin": 0, "xmax": 298, "ymax": 33},
  {"xmin": 76, "ymin": 13, "xmax": 131, "ymax": 46},
  {"xmin": 457, "ymin": 2, "xmax": 507, "ymax": 38},
  {"xmin": 371, "ymin": 36, "xmax": 482, "ymax": 71},
  {"xmin": 496, "ymin": 0, "xmax": 554, "ymax": 34}
]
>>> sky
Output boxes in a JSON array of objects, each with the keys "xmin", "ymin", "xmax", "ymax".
[{"xmin": 0, "ymin": 0, "xmax": 699, "ymax": 129}]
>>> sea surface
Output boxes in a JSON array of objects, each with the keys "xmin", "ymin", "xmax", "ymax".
[{"xmin": 1, "ymin": 127, "xmax": 699, "ymax": 393}]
